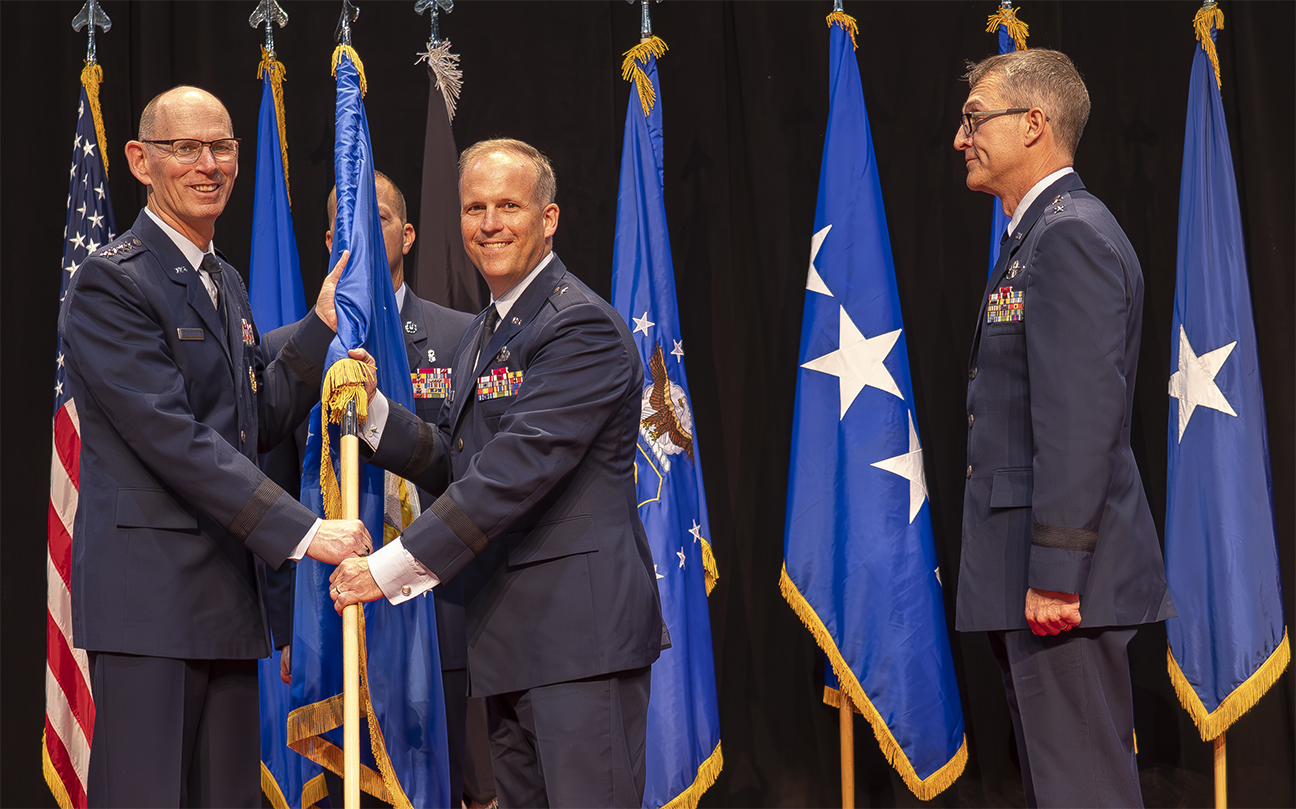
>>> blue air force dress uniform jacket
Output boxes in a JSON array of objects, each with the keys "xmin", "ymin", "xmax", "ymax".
[
  {"xmin": 366, "ymin": 256, "xmax": 666, "ymax": 698},
  {"xmin": 956, "ymin": 172, "xmax": 1175, "ymax": 632},
  {"xmin": 59, "ymin": 210, "xmax": 333, "ymax": 660}
]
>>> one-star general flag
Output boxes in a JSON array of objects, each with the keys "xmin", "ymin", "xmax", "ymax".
[
  {"xmin": 779, "ymin": 11, "xmax": 965, "ymax": 800},
  {"xmin": 45, "ymin": 68, "xmax": 117, "ymax": 809},
  {"xmin": 1164, "ymin": 5, "xmax": 1288, "ymax": 742},
  {"xmin": 246, "ymin": 47, "xmax": 321, "ymax": 809},
  {"xmin": 286, "ymin": 47, "xmax": 451, "ymax": 808},
  {"xmin": 612, "ymin": 37, "xmax": 722, "ymax": 809}
]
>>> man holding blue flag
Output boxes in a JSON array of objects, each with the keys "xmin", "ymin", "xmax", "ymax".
[
  {"xmin": 328, "ymin": 138, "xmax": 666, "ymax": 808},
  {"xmin": 58, "ymin": 85, "xmax": 372, "ymax": 808},
  {"xmin": 953, "ymin": 51, "xmax": 1175, "ymax": 807}
]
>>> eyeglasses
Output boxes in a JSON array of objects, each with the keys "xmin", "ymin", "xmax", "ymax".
[
  {"xmin": 142, "ymin": 138, "xmax": 241, "ymax": 163},
  {"xmin": 959, "ymin": 109, "xmax": 1031, "ymax": 138}
]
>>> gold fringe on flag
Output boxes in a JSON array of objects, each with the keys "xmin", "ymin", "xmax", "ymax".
[
  {"xmin": 986, "ymin": 5, "xmax": 1030, "ymax": 51},
  {"xmin": 318, "ymin": 358, "xmax": 373, "ymax": 519},
  {"xmin": 416, "ymin": 40, "xmax": 464, "ymax": 122},
  {"xmin": 621, "ymin": 36, "xmax": 669, "ymax": 117},
  {"xmin": 1168, "ymin": 628, "xmax": 1290, "ymax": 742},
  {"xmin": 80, "ymin": 61, "xmax": 109, "ymax": 176},
  {"xmin": 780, "ymin": 564, "xmax": 968, "ymax": 800},
  {"xmin": 41, "ymin": 729, "xmax": 75, "ymax": 809},
  {"xmin": 1193, "ymin": 2, "xmax": 1225, "ymax": 90},
  {"xmin": 259, "ymin": 762, "xmax": 291, "ymax": 809},
  {"xmin": 699, "ymin": 538, "xmax": 719, "ymax": 596},
  {"xmin": 302, "ymin": 773, "xmax": 328, "ymax": 809},
  {"xmin": 256, "ymin": 46, "xmax": 292, "ymax": 203},
  {"xmin": 661, "ymin": 741, "xmax": 723, "ymax": 809},
  {"xmin": 331, "ymin": 44, "xmax": 369, "ymax": 97},
  {"xmin": 826, "ymin": 11, "xmax": 859, "ymax": 51}
]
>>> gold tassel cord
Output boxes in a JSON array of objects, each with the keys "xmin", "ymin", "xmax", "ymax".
[
  {"xmin": 621, "ymin": 36, "xmax": 669, "ymax": 117},
  {"xmin": 80, "ymin": 61, "xmax": 109, "ymax": 176},
  {"xmin": 699, "ymin": 538, "xmax": 719, "ymax": 596},
  {"xmin": 780, "ymin": 564, "xmax": 968, "ymax": 800},
  {"xmin": 986, "ymin": 6, "xmax": 1030, "ymax": 51},
  {"xmin": 256, "ymin": 47, "xmax": 292, "ymax": 204},
  {"xmin": 259, "ymin": 762, "xmax": 291, "ymax": 809},
  {"xmin": 825, "ymin": 11, "xmax": 859, "ymax": 51},
  {"xmin": 331, "ymin": 44, "xmax": 369, "ymax": 98},
  {"xmin": 319, "ymin": 358, "xmax": 374, "ymax": 519},
  {"xmin": 1193, "ymin": 3, "xmax": 1225, "ymax": 90},
  {"xmin": 660, "ymin": 741, "xmax": 723, "ymax": 809},
  {"xmin": 1168, "ymin": 628, "xmax": 1290, "ymax": 742}
]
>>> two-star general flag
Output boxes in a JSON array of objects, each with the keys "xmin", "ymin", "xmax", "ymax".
[
  {"xmin": 44, "ymin": 69, "xmax": 117, "ymax": 809},
  {"xmin": 1164, "ymin": 6, "xmax": 1288, "ymax": 742},
  {"xmin": 779, "ymin": 12, "xmax": 965, "ymax": 800},
  {"xmin": 286, "ymin": 48, "xmax": 451, "ymax": 808},
  {"xmin": 246, "ymin": 50, "xmax": 321, "ymax": 809},
  {"xmin": 612, "ymin": 38, "xmax": 722, "ymax": 809}
]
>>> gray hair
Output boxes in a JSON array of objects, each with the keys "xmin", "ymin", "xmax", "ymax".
[
  {"xmin": 964, "ymin": 49, "xmax": 1090, "ymax": 159},
  {"xmin": 458, "ymin": 138, "xmax": 557, "ymax": 207}
]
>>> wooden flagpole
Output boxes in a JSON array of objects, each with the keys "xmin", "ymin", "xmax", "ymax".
[
  {"xmin": 341, "ymin": 401, "xmax": 361, "ymax": 809},
  {"xmin": 1214, "ymin": 733, "xmax": 1226, "ymax": 809},
  {"xmin": 840, "ymin": 699, "xmax": 855, "ymax": 809}
]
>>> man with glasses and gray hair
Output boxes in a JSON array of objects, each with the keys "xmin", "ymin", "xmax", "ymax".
[
  {"xmin": 59, "ymin": 85, "xmax": 373, "ymax": 806},
  {"xmin": 952, "ymin": 50, "xmax": 1175, "ymax": 807}
]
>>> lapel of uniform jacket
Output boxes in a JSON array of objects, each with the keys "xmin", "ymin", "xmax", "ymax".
[
  {"xmin": 448, "ymin": 257, "xmax": 567, "ymax": 434},
  {"xmin": 213, "ymin": 250, "xmax": 245, "ymax": 378},
  {"xmin": 969, "ymin": 172, "xmax": 1087, "ymax": 366},
  {"xmin": 400, "ymin": 292, "xmax": 428, "ymax": 371},
  {"xmin": 142, "ymin": 211, "xmax": 233, "ymax": 369}
]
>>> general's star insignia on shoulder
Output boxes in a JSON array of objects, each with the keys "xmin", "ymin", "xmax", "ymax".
[
  {"xmin": 987, "ymin": 286, "xmax": 1025, "ymax": 323},
  {"xmin": 1050, "ymin": 194, "xmax": 1065, "ymax": 214}
]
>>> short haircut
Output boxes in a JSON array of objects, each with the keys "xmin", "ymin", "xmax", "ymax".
[
  {"xmin": 327, "ymin": 170, "xmax": 406, "ymax": 225},
  {"xmin": 458, "ymin": 138, "xmax": 557, "ymax": 207},
  {"xmin": 137, "ymin": 86, "xmax": 231, "ymax": 140},
  {"xmin": 964, "ymin": 49, "xmax": 1091, "ymax": 159}
]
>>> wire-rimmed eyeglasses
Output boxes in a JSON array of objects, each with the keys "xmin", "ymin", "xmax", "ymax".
[{"xmin": 142, "ymin": 138, "xmax": 241, "ymax": 164}]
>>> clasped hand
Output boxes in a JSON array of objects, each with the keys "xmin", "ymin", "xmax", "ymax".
[
  {"xmin": 329, "ymin": 557, "xmax": 384, "ymax": 614},
  {"xmin": 1024, "ymin": 587, "xmax": 1082, "ymax": 636}
]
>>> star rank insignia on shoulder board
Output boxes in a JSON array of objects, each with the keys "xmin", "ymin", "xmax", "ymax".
[{"xmin": 1050, "ymin": 194, "xmax": 1065, "ymax": 214}]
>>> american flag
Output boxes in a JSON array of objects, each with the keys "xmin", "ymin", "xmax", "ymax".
[{"xmin": 44, "ymin": 83, "xmax": 116, "ymax": 809}]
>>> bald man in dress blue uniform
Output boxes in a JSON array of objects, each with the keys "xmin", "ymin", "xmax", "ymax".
[{"xmin": 953, "ymin": 51, "xmax": 1175, "ymax": 808}]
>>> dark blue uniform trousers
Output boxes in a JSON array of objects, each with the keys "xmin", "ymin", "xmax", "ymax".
[
  {"xmin": 87, "ymin": 653, "xmax": 259, "ymax": 808},
  {"xmin": 486, "ymin": 666, "xmax": 651, "ymax": 808},
  {"xmin": 988, "ymin": 627, "xmax": 1142, "ymax": 808}
]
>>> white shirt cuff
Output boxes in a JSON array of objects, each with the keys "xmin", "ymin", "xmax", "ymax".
[
  {"xmin": 362, "ymin": 392, "xmax": 390, "ymax": 449},
  {"xmin": 369, "ymin": 536, "xmax": 439, "ymax": 604},
  {"xmin": 289, "ymin": 519, "xmax": 322, "ymax": 561}
]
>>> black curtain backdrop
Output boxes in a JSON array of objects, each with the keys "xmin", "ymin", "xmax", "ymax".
[{"xmin": 3, "ymin": 2, "xmax": 1292, "ymax": 807}]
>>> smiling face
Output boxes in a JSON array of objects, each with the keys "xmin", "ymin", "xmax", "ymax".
[
  {"xmin": 459, "ymin": 150, "xmax": 559, "ymax": 298},
  {"xmin": 126, "ymin": 88, "xmax": 236, "ymax": 249}
]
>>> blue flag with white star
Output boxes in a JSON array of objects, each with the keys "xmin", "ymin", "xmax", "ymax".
[
  {"xmin": 287, "ymin": 49, "xmax": 451, "ymax": 808},
  {"xmin": 1164, "ymin": 12, "xmax": 1288, "ymax": 742},
  {"xmin": 779, "ymin": 14, "xmax": 965, "ymax": 800},
  {"xmin": 610, "ymin": 43, "xmax": 723, "ymax": 809},
  {"xmin": 246, "ymin": 57, "xmax": 320, "ymax": 809}
]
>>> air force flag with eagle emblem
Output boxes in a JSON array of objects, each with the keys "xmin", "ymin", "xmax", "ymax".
[
  {"xmin": 779, "ymin": 12, "xmax": 965, "ymax": 800},
  {"xmin": 611, "ymin": 46, "xmax": 723, "ymax": 809}
]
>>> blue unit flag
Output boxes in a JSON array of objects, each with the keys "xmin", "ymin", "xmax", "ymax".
[
  {"xmin": 779, "ymin": 13, "xmax": 966, "ymax": 800},
  {"xmin": 286, "ymin": 49, "xmax": 451, "ymax": 808},
  {"xmin": 1164, "ymin": 8, "xmax": 1288, "ymax": 742},
  {"xmin": 611, "ymin": 40, "xmax": 723, "ymax": 809},
  {"xmin": 247, "ymin": 54, "xmax": 321, "ymax": 809}
]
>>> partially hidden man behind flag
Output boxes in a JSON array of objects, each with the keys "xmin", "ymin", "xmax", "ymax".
[
  {"xmin": 779, "ymin": 11, "xmax": 966, "ymax": 800},
  {"xmin": 286, "ymin": 46, "xmax": 451, "ymax": 808},
  {"xmin": 45, "ymin": 63, "xmax": 118, "ymax": 809},
  {"xmin": 985, "ymin": 2, "xmax": 1028, "ymax": 276},
  {"xmin": 246, "ymin": 47, "xmax": 322, "ymax": 809},
  {"xmin": 612, "ymin": 36, "xmax": 722, "ymax": 809},
  {"xmin": 1164, "ymin": 4, "xmax": 1288, "ymax": 743}
]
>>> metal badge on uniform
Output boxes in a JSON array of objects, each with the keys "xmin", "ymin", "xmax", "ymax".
[
  {"xmin": 1050, "ymin": 194, "xmax": 1065, "ymax": 214},
  {"xmin": 177, "ymin": 328, "xmax": 204, "ymax": 340},
  {"xmin": 241, "ymin": 319, "xmax": 255, "ymax": 346},
  {"xmin": 248, "ymin": 365, "xmax": 258, "ymax": 393},
  {"xmin": 404, "ymin": 320, "xmax": 418, "ymax": 334},
  {"xmin": 494, "ymin": 346, "xmax": 510, "ymax": 363},
  {"xmin": 173, "ymin": 266, "xmax": 187, "ymax": 274},
  {"xmin": 987, "ymin": 286, "xmax": 1024, "ymax": 323},
  {"xmin": 511, "ymin": 316, "xmax": 521, "ymax": 326},
  {"xmin": 476, "ymin": 368, "xmax": 523, "ymax": 401},
  {"xmin": 1005, "ymin": 260, "xmax": 1023, "ymax": 280},
  {"xmin": 412, "ymin": 368, "xmax": 451, "ymax": 399},
  {"xmin": 426, "ymin": 349, "xmax": 436, "ymax": 364}
]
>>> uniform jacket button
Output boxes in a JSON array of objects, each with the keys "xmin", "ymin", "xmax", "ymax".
[
  {"xmin": 968, "ymin": 413, "xmax": 975, "ymax": 428},
  {"xmin": 457, "ymin": 438, "xmax": 464, "ymax": 451},
  {"xmin": 968, "ymin": 367, "xmax": 978, "ymax": 380},
  {"xmin": 966, "ymin": 465, "xmax": 973, "ymax": 479},
  {"xmin": 240, "ymin": 430, "xmax": 246, "ymax": 443}
]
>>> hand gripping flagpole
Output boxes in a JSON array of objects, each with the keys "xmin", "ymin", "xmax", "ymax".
[{"xmin": 340, "ymin": 400, "xmax": 362, "ymax": 809}]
